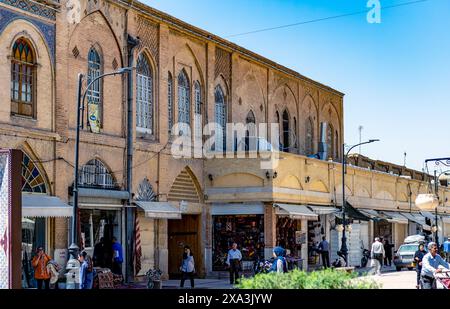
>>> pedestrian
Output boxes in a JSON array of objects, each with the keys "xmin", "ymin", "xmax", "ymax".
[
  {"xmin": 370, "ymin": 237, "xmax": 385, "ymax": 275},
  {"xmin": 383, "ymin": 239, "xmax": 393, "ymax": 267},
  {"xmin": 414, "ymin": 243, "xmax": 427, "ymax": 289},
  {"xmin": 225, "ymin": 242, "xmax": 242, "ymax": 285},
  {"xmin": 78, "ymin": 251, "xmax": 94, "ymax": 289},
  {"xmin": 318, "ymin": 236, "xmax": 330, "ymax": 268},
  {"xmin": 420, "ymin": 242, "xmax": 450, "ymax": 289},
  {"xmin": 93, "ymin": 237, "xmax": 106, "ymax": 268},
  {"xmin": 180, "ymin": 246, "xmax": 195, "ymax": 288},
  {"xmin": 31, "ymin": 246, "xmax": 51, "ymax": 289},
  {"xmin": 112, "ymin": 236, "xmax": 124, "ymax": 277},
  {"xmin": 270, "ymin": 246, "xmax": 288, "ymax": 273},
  {"xmin": 443, "ymin": 237, "xmax": 450, "ymax": 263}
]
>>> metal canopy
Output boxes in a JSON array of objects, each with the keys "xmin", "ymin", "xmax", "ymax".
[
  {"xmin": 274, "ymin": 203, "xmax": 318, "ymax": 220},
  {"xmin": 380, "ymin": 211, "xmax": 408, "ymax": 225},
  {"xmin": 22, "ymin": 193, "xmax": 72, "ymax": 218},
  {"xmin": 135, "ymin": 201, "xmax": 182, "ymax": 219},
  {"xmin": 307, "ymin": 205, "xmax": 340, "ymax": 215}
]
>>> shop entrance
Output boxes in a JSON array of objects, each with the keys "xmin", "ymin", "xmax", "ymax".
[
  {"xmin": 168, "ymin": 215, "xmax": 201, "ymax": 278},
  {"xmin": 374, "ymin": 220, "xmax": 393, "ymax": 244}
]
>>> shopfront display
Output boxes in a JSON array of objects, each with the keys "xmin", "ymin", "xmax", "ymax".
[
  {"xmin": 374, "ymin": 220, "xmax": 393, "ymax": 244},
  {"xmin": 79, "ymin": 209, "xmax": 121, "ymax": 269},
  {"xmin": 212, "ymin": 215, "xmax": 264, "ymax": 271},
  {"xmin": 276, "ymin": 217, "xmax": 302, "ymax": 258}
]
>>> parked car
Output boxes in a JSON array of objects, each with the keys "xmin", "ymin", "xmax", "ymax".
[{"xmin": 394, "ymin": 243, "xmax": 427, "ymax": 271}]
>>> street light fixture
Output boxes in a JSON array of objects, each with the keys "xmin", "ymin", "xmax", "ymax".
[
  {"xmin": 69, "ymin": 67, "xmax": 134, "ymax": 258},
  {"xmin": 340, "ymin": 139, "xmax": 380, "ymax": 265}
]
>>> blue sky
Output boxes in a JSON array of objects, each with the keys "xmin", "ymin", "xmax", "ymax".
[{"xmin": 146, "ymin": 0, "xmax": 450, "ymax": 172}]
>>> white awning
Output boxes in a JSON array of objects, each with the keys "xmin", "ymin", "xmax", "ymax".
[
  {"xmin": 211, "ymin": 203, "xmax": 264, "ymax": 215},
  {"xmin": 307, "ymin": 206, "xmax": 339, "ymax": 215},
  {"xmin": 274, "ymin": 204, "xmax": 318, "ymax": 220},
  {"xmin": 380, "ymin": 211, "xmax": 408, "ymax": 225},
  {"xmin": 135, "ymin": 201, "xmax": 182, "ymax": 219},
  {"xmin": 22, "ymin": 193, "xmax": 72, "ymax": 218}
]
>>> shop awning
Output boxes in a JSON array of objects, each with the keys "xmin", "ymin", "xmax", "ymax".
[
  {"xmin": 358, "ymin": 209, "xmax": 389, "ymax": 222},
  {"xmin": 307, "ymin": 205, "xmax": 339, "ymax": 215},
  {"xmin": 421, "ymin": 211, "xmax": 436, "ymax": 222},
  {"xmin": 211, "ymin": 203, "xmax": 265, "ymax": 215},
  {"xmin": 400, "ymin": 212, "xmax": 424, "ymax": 225},
  {"xmin": 274, "ymin": 204, "xmax": 318, "ymax": 220},
  {"xmin": 22, "ymin": 193, "xmax": 72, "ymax": 218},
  {"xmin": 78, "ymin": 188, "xmax": 130, "ymax": 200},
  {"xmin": 135, "ymin": 201, "xmax": 182, "ymax": 219},
  {"xmin": 380, "ymin": 211, "xmax": 408, "ymax": 225},
  {"xmin": 343, "ymin": 203, "xmax": 371, "ymax": 221}
]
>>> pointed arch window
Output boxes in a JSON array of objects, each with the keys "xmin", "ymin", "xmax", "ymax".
[
  {"xmin": 293, "ymin": 117, "xmax": 298, "ymax": 150},
  {"xmin": 87, "ymin": 48, "xmax": 102, "ymax": 127},
  {"xmin": 178, "ymin": 70, "xmax": 190, "ymax": 135},
  {"xmin": 275, "ymin": 111, "xmax": 281, "ymax": 151},
  {"xmin": 136, "ymin": 54, "xmax": 153, "ymax": 134},
  {"xmin": 335, "ymin": 130, "xmax": 339, "ymax": 160},
  {"xmin": 79, "ymin": 159, "xmax": 115, "ymax": 189},
  {"xmin": 282, "ymin": 110, "xmax": 290, "ymax": 152},
  {"xmin": 214, "ymin": 86, "xmax": 226, "ymax": 151},
  {"xmin": 22, "ymin": 152, "xmax": 47, "ymax": 193},
  {"xmin": 168, "ymin": 72, "xmax": 173, "ymax": 134},
  {"xmin": 11, "ymin": 38, "xmax": 36, "ymax": 118},
  {"xmin": 306, "ymin": 117, "xmax": 314, "ymax": 156},
  {"xmin": 245, "ymin": 110, "xmax": 256, "ymax": 151},
  {"xmin": 326, "ymin": 124, "xmax": 334, "ymax": 160},
  {"xmin": 194, "ymin": 81, "xmax": 202, "ymax": 138}
]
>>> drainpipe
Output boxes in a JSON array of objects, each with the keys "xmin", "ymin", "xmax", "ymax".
[{"xmin": 126, "ymin": 33, "xmax": 139, "ymax": 283}]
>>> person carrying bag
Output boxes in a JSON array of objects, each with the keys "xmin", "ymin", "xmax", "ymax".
[{"xmin": 180, "ymin": 246, "xmax": 195, "ymax": 288}]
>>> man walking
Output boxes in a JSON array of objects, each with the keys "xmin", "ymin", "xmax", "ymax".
[
  {"xmin": 370, "ymin": 237, "xmax": 385, "ymax": 275},
  {"xmin": 421, "ymin": 242, "xmax": 450, "ymax": 289},
  {"xmin": 226, "ymin": 243, "xmax": 242, "ymax": 285},
  {"xmin": 318, "ymin": 236, "xmax": 330, "ymax": 268},
  {"xmin": 112, "ymin": 236, "xmax": 124, "ymax": 277}
]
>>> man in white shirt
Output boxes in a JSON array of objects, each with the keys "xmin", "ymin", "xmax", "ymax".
[
  {"xmin": 371, "ymin": 237, "xmax": 385, "ymax": 275},
  {"xmin": 226, "ymin": 243, "xmax": 242, "ymax": 284},
  {"xmin": 421, "ymin": 242, "xmax": 450, "ymax": 289}
]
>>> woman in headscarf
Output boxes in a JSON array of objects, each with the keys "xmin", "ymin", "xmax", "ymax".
[{"xmin": 270, "ymin": 246, "xmax": 288, "ymax": 273}]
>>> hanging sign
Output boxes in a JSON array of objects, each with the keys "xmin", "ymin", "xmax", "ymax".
[{"xmin": 88, "ymin": 102, "xmax": 101, "ymax": 134}]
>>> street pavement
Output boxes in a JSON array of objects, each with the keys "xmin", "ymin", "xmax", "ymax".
[{"xmin": 367, "ymin": 268, "xmax": 417, "ymax": 289}]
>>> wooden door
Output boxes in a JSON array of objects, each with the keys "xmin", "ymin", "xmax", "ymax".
[{"xmin": 168, "ymin": 215, "xmax": 201, "ymax": 278}]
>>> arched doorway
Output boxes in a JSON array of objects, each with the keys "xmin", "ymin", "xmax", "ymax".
[{"xmin": 167, "ymin": 168, "xmax": 203, "ymax": 278}]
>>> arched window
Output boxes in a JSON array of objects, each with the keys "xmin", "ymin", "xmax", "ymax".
[
  {"xmin": 22, "ymin": 152, "xmax": 47, "ymax": 193},
  {"xmin": 11, "ymin": 38, "xmax": 35, "ymax": 118},
  {"xmin": 327, "ymin": 123, "xmax": 334, "ymax": 160},
  {"xmin": 87, "ymin": 48, "xmax": 102, "ymax": 127},
  {"xmin": 275, "ymin": 111, "xmax": 281, "ymax": 150},
  {"xmin": 214, "ymin": 85, "xmax": 226, "ymax": 151},
  {"xmin": 136, "ymin": 53, "xmax": 153, "ymax": 134},
  {"xmin": 79, "ymin": 159, "xmax": 115, "ymax": 189},
  {"xmin": 335, "ymin": 130, "xmax": 339, "ymax": 160},
  {"xmin": 194, "ymin": 81, "xmax": 202, "ymax": 138},
  {"xmin": 306, "ymin": 117, "xmax": 314, "ymax": 156},
  {"xmin": 178, "ymin": 70, "xmax": 190, "ymax": 135},
  {"xmin": 282, "ymin": 110, "xmax": 290, "ymax": 152},
  {"xmin": 168, "ymin": 72, "xmax": 173, "ymax": 134},
  {"xmin": 245, "ymin": 110, "xmax": 256, "ymax": 151}
]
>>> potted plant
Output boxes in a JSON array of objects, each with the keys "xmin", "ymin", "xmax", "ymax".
[{"xmin": 146, "ymin": 268, "xmax": 163, "ymax": 289}]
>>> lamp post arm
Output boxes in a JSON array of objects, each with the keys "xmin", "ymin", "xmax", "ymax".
[{"xmin": 81, "ymin": 71, "xmax": 125, "ymax": 107}]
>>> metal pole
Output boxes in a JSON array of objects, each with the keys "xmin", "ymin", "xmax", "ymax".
[
  {"xmin": 341, "ymin": 142, "xmax": 348, "ymax": 264},
  {"xmin": 435, "ymin": 170, "xmax": 439, "ymax": 251},
  {"xmin": 72, "ymin": 73, "xmax": 84, "ymax": 247}
]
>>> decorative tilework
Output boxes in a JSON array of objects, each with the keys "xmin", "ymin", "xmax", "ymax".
[
  {"xmin": 0, "ymin": 7, "xmax": 55, "ymax": 65},
  {"xmin": 0, "ymin": 153, "xmax": 10, "ymax": 289},
  {"xmin": 0, "ymin": 0, "xmax": 56, "ymax": 20}
]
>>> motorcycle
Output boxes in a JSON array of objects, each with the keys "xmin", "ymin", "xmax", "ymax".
[
  {"xmin": 253, "ymin": 257, "xmax": 273, "ymax": 275},
  {"xmin": 361, "ymin": 248, "xmax": 371, "ymax": 268},
  {"xmin": 332, "ymin": 251, "xmax": 347, "ymax": 268}
]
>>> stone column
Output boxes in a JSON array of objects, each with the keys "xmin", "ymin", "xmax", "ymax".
[
  {"xmin": 156, "ymin": 219, "xmax": 169, "ymax": 280},
  {"xmin": 264, "ymin": 203, "xmax": 276, "ymax": 260}
]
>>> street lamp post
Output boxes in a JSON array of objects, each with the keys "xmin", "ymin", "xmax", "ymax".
[
  {"xmin": 341, "ymin": 139, "xmax": 380, "ymax": 265},
  {"xmin": 69, "ymin": 67, "xmax": 133, "ymax": 258}
]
